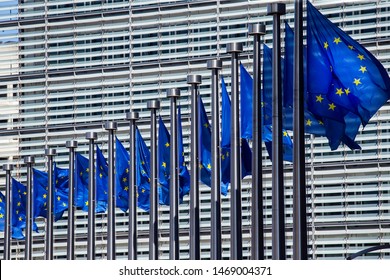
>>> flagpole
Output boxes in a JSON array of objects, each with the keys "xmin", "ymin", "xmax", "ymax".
[
  {"xmin": 207, "ymin": 59, "xmax": 223, "ymax": 260},
  {"xmin": 167, "ymin": 88, "xmax": 181, "ymax": 260},
  {"xmin": 249, "ymin": 23, "xmax": 266, "ymax": 260},
  {"xmin": 126, "ymin": 111, "xmax": 139, "ymax": 260},
  {"xmin": 293, "ymin": 0, "xmax": 308, "ymax": 260},
  {"xmin": 24, "ymin": 157, "xmax": 34, "ymax": 260},
  {"xmin": 105, "ymin": 121, "xmax": 117, "ymax": 260},
  {"xmin": 267, "ymin": 2, "xmax": 286, "ymax": 260},
  {"xmin": 147, "ymin": 100, "xmax": 160, "ymax": 260},
  {"xmin": 86, "ymin": 132, "xmax": 98, "ymax": 260},
  {"xmin": 187, "ymin": 74, "xmax": 202, "ymax": 260},
  {"xmin": 3, "ymin": 164, "xmax": 13, "ymax": 260},
  {"xmin": 227, "ymin": 42, "xmax": 243, "ymax": 260},
  {"xmin": 45, "ymin": 148, "xmax": 56, "ymax": 260},
  {"xmin": 66, "ymin": 140, "xmax": 78, "ymax": 260}
]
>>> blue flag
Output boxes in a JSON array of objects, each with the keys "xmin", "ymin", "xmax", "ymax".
[
  {"xmin": 33, "ymin": 168, "xmax": 69, "ymax": 222},
  {"xmin": 262, "ymin": 44, "xmax": 273, "ymax": 126},
  {"xmin": 240, "ymin": 63, "xmax": 254, "ymax": 139},
  {"xmin": 0, "ymin": 188, "xmax": 25, "ymax": 240},
  {"xmin": 307, "ymin": 1, "xmax": 390, "ymax": 127},
  {"xmin": 221, "ymin": 76, "xmax": 252, "ymax": 193},
  {"xmin": 178, "ymin": 106, "xmax": 190, "ymax": 199},
  {"xmin": 75, "ymin": 152, "xmax": 107, "ymax": 213},
  {"xmin": 115, "ymin": 137, "xmax": 132, "ymax": 212},
  {"xmin": 136, "ymin": 128, "xmax": 151, "ymax": 212},
  {"xmin": 158, "ymin": 116, "xmax": 171, "ymax": 205},
  {"xmin": 95, "ymin": 145, "xmax": 108, "ymax": 212},
  {"xmin": 198, "ymin": 95, "xmax": 213, "ymax": 189}
]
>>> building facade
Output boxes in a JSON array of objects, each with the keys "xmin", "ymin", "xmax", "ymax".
[{"xmin": 0, "ymin": 0, "xmax": 389, "ymax": 259}]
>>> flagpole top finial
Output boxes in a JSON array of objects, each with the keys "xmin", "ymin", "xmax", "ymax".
[
  {"xmin": 207, "ymin": 59, "xmax": 223, "ymax": 70},
  {"xmin": 86, "ymin": 132, "xmax": 98, "ymax": 140},
  {"xmin": 248, "ymin": 23, "xmax": 266, "ymax": 36},
  {"xmin": 45, "ymin": 148, "xmax": 57, "ymax": 156},
  {"xmin": 167, "ymin": 88, "xmax": 181, "ymax": 98},
  {"xmin": 226, "ymin": 42, "xmax": 243, "ymax": 53},
  {"xmin": 126, "ymin": 111, "xmax": 139, "ymax": 121},
  {"xmin": 104, "ymin": 121, "xmax": 118, "ymax": 131},
  {"xmin": 66, "ymin": 140, "xmax": 78, "ymax": 149},
  {"xmin": 187, "ymin": 74, "xmax": 202, "ymax": 85},
  {"xmin": 267, "ymin": 3, "xmax": 286, "ymax": 15},
  {"xmin": 24, "ymin": 156, "xmax": 35, "ymax": 165},
  {"xmin": 2, "ymin": 164, "xmax": 14, "ymax": 171},
  {"xmin": 147, "ymin": 100, "xmax": 161, "ymax": 110}
]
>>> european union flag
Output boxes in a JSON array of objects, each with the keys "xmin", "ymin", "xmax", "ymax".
[
  {"xmin": 33, "ymin": 168, "xmax": 69, "ymax": 222},
  {"xmin": 136, "ymin": 128, "xmax": 151, "ymax": 212},
  {"xmin": 96, "ymin": 145, "xmax": 108, "ymax": 212},
  {"xmin": 198, "ymin": 95, "xmax": 213, "ymax": 189},
  {"xmin": 307, "ymin": 2, "xmax": 390, "ymax": 126},
  {"xmin": 221, "ymin": 76, "xmax": 252, "ymax": 193},
  {"xmin": 240, "ymin": 63, "xmax": 254, "ymax": 139},
  {"xmin": 75, "ymin": 152, "xmax": 89, "ymax": 212},
  {"xmin": 158, "ymin": 116, "xmax": 171, "ymax": 205},
  {"xmin": 263, "ymin": 126, "xmax": 293, "ymax": 162},
  {"xmin": 0, "ymin": 190, "xmax": 25, "ymax": 239},
  {"xmin": 115, "ymin": 137, "xmax": 131, "ymax": 212},
  {"xmin": 178, "ymin": 106, "xmax": 190, "ymax": 199}
]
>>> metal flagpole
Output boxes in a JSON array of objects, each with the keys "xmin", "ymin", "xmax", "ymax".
[
  {"xmin": 24, "ymin": 157, "xmax": 34, "ymax": 260},
  {"xmin": 147, "ymin": 100, "xmax": 160, "ymax": 260},
  {"xmin": 126, "ymin": 111, "xmax": 139, "ymax": 260},
  {"xmin": 293, "ymin": 0, "xmax": 308, "ymax": 260},
  {"xmin": 267, "ymin": 2, "xmax": 286, "ymax": 260},
  {"xmin": 187, "ymin": 74, "xmax": 202, "ymax": 260},
  {"xmin": 86, "ymin": 132, "xmax": 98, "ymax": 260},
  {"xmin": 3, "ymin": 164, "xmax": 13, "ymax": 260},
  {"xmin": 167, "ymin": 88, "xmax": 181, "ymax": 260},
  {"xmin": 66, "ymin": 140, "xmax": 78, "ymax": 260},
  {"xmin": 207, "ymin": 59, "xmax": 223, "ymax": 260},
  {"xmin": 248, "ymin": 23, "xmax": 266, "ymax": 260},
  {"xmin": 227, "ymin": 42, "xmax": 243, "ymax": 260},
  {"xmin": 105, "ymin": 121, "xmax": 118, "ymax": 260},
  {"xmin": 45, "ymin": 148, "xmax": 56, "ymax": 260}
]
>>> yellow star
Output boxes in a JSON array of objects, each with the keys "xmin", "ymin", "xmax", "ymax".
[
  {"xmin": 359, "ymin": 66, "xmax": 367, "ymax": 73},
  {"xmin": 85, "ymin": 201, "xmax": 88, "ymax": 206},
  {"xmin": 16, "ymin": 210, "xmax": 19, "ymax": 214},
  {"xmin": 141, "ymin": 170, "xmax": 146, "ymax": 175},
  {"xmin": 23, "ymin": 192, "xmax": 27, "ymax": 195},
  {"xmin": 333, "ymin": 37, "xmax": 341, "ymax": 44},
  {"xmin": 353, "ymin": 78, "xmax": 362, "ymax": 86},
  {"xmin": 328, "ymin": 103, "xmax": 336, "ymax": 111},
  {"xmin": 283, "ymin": 131, "xmax": 288, "ymax": 137},
  {"xmin": 17, "ymin": 202, "xmax": 21, "ymax": 207},
  {"xmin": 348, "ymin": 45, "xmax": 354, "ymax": 50},
  {"xmin": 141, "ymin": 188, "xmax": 146, "ymax": 193},
  {"xmin": 324, "ymin": 41, "xmax": 329, "ymax": 49},
  {"xmin": 319, "ymin": 120, "xmax": 324, "ymax": 125},
  {"xmin": 165, "ymin": 142, "xmax": 170, "ymax": 147},
  {"xmin": 99, "ymin": 173, "xmax": 103, "ymax": 178},
  {"xmin": 124, "ymin": 186, "xmax": 129, "ymax": 191},
  {"xmin": 141, "ymin": 161, "xmax": 145, "ymax": 165},
  {"xmin": 126, "ymin": 168, "xmax": 129, "ymax": 173},
  {"xmin": 162, "ymin": 162, "xmax": 166, "ymax": 168},
  {"xmin": 306, "ymin": 119, "xmax": 312, "ymax": 126},
  {"xmin": 19, "ymin": 216, "xmax": 23, "ymax": 221},
  {"xmin": 100, "ymin": 165, "xmax": 103, "ymax": 170},
  {"xmin": 86, "ymin": 168, "xmax": 89, "ymax": 173},
  {"xmin": 357, "ymin": 54, "xmax": 365, "ymax": 60},
  {"xmin": 207, "ymin": 163, "xmax": 212, "ymax": 170},
  {"xmin": 336, "ymin": 88, "xmax": 344, "ymax": 96},
  {"xmin": 122, "ymin": 177, "xmax": 128, "ymax": 183},
  {"xmin": 0, "ymin": 198, "xmax": 2, "ymax": 203},
  {"xmin": 148, "ymin": 178, "xmax": 150, "ymax": 182},
  {"xmin": 80, "ymin": 171, "xmax": 83, "ymax": 176},
  {"xmin": 62, "ymin": 202, "xmax": 66, "ymax": 207},
  {"xmin": 199, "ymin": 163, "xmax": 203, "ymax": 169},
  {"xmin": 344, "ymin": 88, "xmax": 351, "ymax": 95},
  {"xmin": 221, "ymin": 154, "xmax": 225, "ymax": 160},
  {"xmin": 226, "ymin": 151, "xmax": 230, "ymax": 157},
  {"xmin": 316, "ymin": 95, "xmax": 324, "ymax": 103},
  {"xmin": 204, "ymin": 123, "xmax": 209, "ymax": 128},
  {"xmin": 57, "ymin": 196, "xmax": 61, "ymax": 201},
  {"xmin": 0, "ymin": 213, "xmax": 4, "ymax": 218}
]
